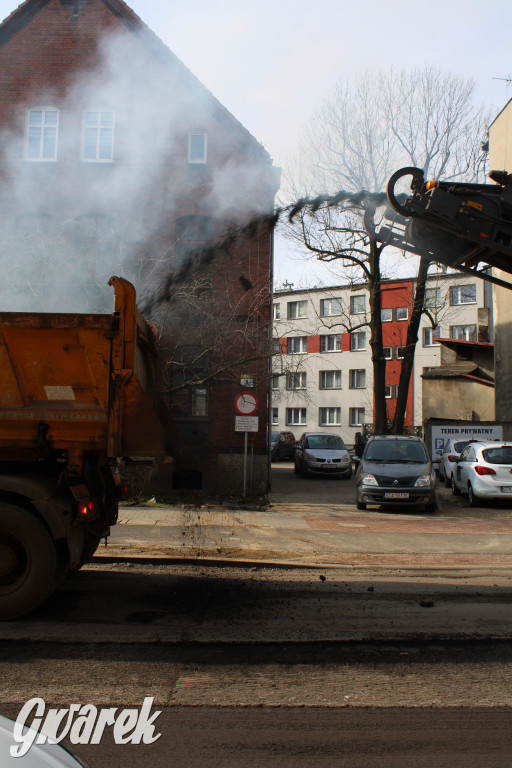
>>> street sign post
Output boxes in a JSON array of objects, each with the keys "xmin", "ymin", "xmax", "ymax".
[{"xmin": 234, "ymin": 394, "xmax": 259, "ymax": 497}]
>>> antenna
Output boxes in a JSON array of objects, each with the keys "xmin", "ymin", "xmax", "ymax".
[{"xmin": 492, "ymin": 76, "xmax": 512, "ymax": 86}]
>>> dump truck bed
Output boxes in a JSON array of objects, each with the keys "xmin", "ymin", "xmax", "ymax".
[{"xmin": 0, "ymin": 277, "xmax": 165, "ymax": 463}]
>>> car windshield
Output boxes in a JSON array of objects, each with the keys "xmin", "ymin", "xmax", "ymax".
[
  {"xmin": 365, "ymin": 440, "xmax": 428, "ymax": 463},
  {"xmin": 453, "ymin": 440, "xmax": 470, "ymax": 453},
  {"xmin": 271, "ymin": 433, "xmax": 279, "ymax": 442},
  {"xmin": 481, "ymin": 446, "xmax": 512, "ymax": 465},
  {"xmin": 306, "ymin": 435, "xmax": 346, "ymax": 450}
]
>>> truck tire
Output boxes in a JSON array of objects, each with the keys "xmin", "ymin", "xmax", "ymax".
[{"xmin": 0, "ymin": 504, "xmax": 57, "ymax": 621}]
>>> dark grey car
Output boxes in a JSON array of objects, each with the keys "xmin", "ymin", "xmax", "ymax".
[{"xmin": 355, "ymin": 435, "xmax": 436, "ymax": 512}]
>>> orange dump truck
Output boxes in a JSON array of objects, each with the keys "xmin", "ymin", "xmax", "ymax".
[{"xmin": 0, "ymin": 277, "xmax": 165, "ymax": 620}]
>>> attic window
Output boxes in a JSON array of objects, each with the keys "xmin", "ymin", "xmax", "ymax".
[{"xmin": 188, "ymin": 134, "xmax": 207, "ymax": 164}]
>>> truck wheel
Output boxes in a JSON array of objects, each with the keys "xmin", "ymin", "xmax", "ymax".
[{"xmin": 0, "ymin": 504, "xmax": 57, "ymax": 621}]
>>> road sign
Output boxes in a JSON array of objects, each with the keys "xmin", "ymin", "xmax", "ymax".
[
  {"xmin": 235, "ymin": 416, "xmax": 259, "ymax": 432},
  {"xmin": 235, "ymin": 392, "xmax": 258, "ymax": 415}
]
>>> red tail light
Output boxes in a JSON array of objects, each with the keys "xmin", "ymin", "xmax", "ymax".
[
  {"xmin": 79, "ymin": 499, "xmax": 97, "ymax": 516},
  {"xmin": 447, "ymin": 455, "xmax": 458, "ymax": 462},
  {"xmin": 475, "ymin": 466, "xmax": 496, "ymax": 476},
  {"xmin": 117, "ymin": 484, "xmax": 129, "ymax": 501}
]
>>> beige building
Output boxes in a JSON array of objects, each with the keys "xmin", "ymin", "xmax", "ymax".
[{"xmin": 489, "ymin": 99, "xmax": 512, "ymax": 424}]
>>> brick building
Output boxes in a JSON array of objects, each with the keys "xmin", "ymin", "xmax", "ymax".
[
  {"xmin": 272, "ymin": 272, "xmax": 491, "ymax": 447},
  {"xmin": 0, "ymin": 0, "xmax": 280, "ymax": 495}
]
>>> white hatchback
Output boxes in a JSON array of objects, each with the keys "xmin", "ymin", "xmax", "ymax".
[
  {"xmin": 0, "ymin": 715, "xmax": 90, "ymax": 766},
  {"xmin": 451, "ymin": 441, "xmax": 512, "ymax": 506}
]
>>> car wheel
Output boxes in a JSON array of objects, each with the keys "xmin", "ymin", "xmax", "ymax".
[
  {"xmin": 444, "ymin": 472, "xmax": 451, "ymax": 488},
  {"xmin": 424, "ymin": 501, "xmax": 436, "ymax": 514},
  {"xmin": 468, "ymin": 483, "xmax": 479, "ymax": 508},
  {"xmin": 294, "ymin": 460, "xmax": 299, "ymax": 474},
  {"xmin": 451, "ymin": 474, "xmax": 461, "ymax": 496},
  {"xmin": 300, "ymin": 462, "xmax": 310, "ymax": 478},
  {"xmin": 356, "ymin": 500, "xmax": 366, "ymax": 510},
  {"xmin": 342, "ymin": 469, "xmax": 352, "ymax": 480}
]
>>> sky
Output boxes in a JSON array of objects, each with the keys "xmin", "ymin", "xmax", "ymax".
[{"xmin": 2, "ymin": 0, "xmax": 512, "ymax": 289}]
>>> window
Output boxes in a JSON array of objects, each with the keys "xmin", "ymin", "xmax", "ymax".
[
  {"xmin": 271, "ymin": 375, "xmax": 280, "ymax": 389},
  {"xmin": 349, "ymin": 407, "xmax": 365, "ymax": 427},
  {"xmin": 351, "ymin": 331, "xmax": 366, "ymax": 351},
  {"xmin": 287, "ymin": 336, "xmax": 308, "ymax": 354},
  {"xmin": 273, "ymin": 303, "xmax": 280, "ymax": 319},
  {"xmin": 319, "ymin": 407, "xmax": 341, "ymax": 426},
  {"xmin": 350, "ymin": 295, "xmax": 366, "ymax": 314},
  {"xmin": 423, "ymin": 326, "xmax": 441, "ymax": 346},
  {"xmin": 319, "ymin": 370, "xmax": 342, "ymax": 389},
  {"xmin": 320, "ymin": 298, "xmax": 343, "ymax": 317},
  {"xmin": 287, "ymin": 372, "xmax": 307, "ymax": 389},
  {"xmin": 188, "ymin": 133, "xmax": 207, "ymax": 163},
  {"xmin": 320, "ymin": 334, "xmax": 341, "ymax": 352},
  {"xmin": 384, "ymin": 385, "xmax": 397, "ymax": 398},
  {"xmin": 450, "ymin": 324, "xmax": 477, "ymax": 341},
  {"xmin": 381, "ymin": 308, "xmax": 392, "ymax": 322},
  {"xmin": 396, "ymin": 346, "xmax": 406, "ymax": 359},
  {"xmin": 175, "ymin": 215, "xmax": 213, "ymax": 272},
  {"xmin": 424, "ymin": 287, "xmax": 441, "ymax": 309},
  {"xmin": 450, "ymin": 284, "xmax": 476, "ymax": 305},
  {"xmin": 271, "ymin": 408, "xmax": 279, "ymax": 425},
  {"xmin": 26, "ymin": 108, "xmax": 58, "ymax": 160},
  {"xmin": 287, "ymin": 300, "xmax": 308, "ymax": 319},
  {"xmin": 396, "ymin": 307, "xmax": 408, "ymax": 321},
  {"xmin": 272, "ymin": 339, "xmax": 282, "ymax": 354},
  {"xmin": 286, "ymin": 407, "xmax": 306, "ymax": 425},
  {"xmin": 170, "ymin": 346, "xmax": 209, "ymax": 418},
  {"xmin": 383, "ymin": 346, "xmax": 392, "ymax": 360},
  {"xmin": 349, "ymin": 369, "xmax": 366, "ymax": 388},
  {"xmin": 83, "ymin": 110, "xmax": 114, "ymax": 161}
]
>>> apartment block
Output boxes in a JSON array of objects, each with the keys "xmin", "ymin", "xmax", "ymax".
[{"xmin": 272, "ymin": 272, "xmax": 490, "ymax": 447}]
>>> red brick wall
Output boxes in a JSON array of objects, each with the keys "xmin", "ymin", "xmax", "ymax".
[{"xmin": 0, "ymin": 0, "xmax": 279, "ymax": 493}]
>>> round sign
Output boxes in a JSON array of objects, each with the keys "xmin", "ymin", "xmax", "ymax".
[{"xmin": 235, "ymin": 392, "xmax": 258, "ymax": 415}]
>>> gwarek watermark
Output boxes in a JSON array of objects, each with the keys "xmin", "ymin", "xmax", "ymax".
[{"xmin": 10, "ymin": 696, "xmax": 162, "ymax": 757}]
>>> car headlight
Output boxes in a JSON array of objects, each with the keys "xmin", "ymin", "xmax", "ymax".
[
  {"xmin": 304, "ymin": 451, "xmax": 315, "ymax": 461},
  {"xmin": 341, "ymin": 455, "xmax": 351, "ymax": 463},
  {"xmin": 361, "ymin": 473, "xmax": 378, "ymax": 486},
  {"xmin": 414, "ymin": 475, "xmax": 431, "ymax": 487}
]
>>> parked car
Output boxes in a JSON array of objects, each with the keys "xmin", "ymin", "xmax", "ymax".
[
  {"xmin": 355, "ymin": 435, "xmax": 436, "ymax": 513},
  {"xmin": 437, "ymin": 438, "xmax": 472, "ymax": 487},
  {"xmin": 0, "ymin": 714, "xmax": 90, "ymax": 766},
  {"xmin": 294, "ymin": 432, "xmax": 352, "ymax": 478},
  {"xmin": 270, "ymin": 431, "xmax": 296, "ymax": 461},
  {"xmin": 451, "ymin": 441, "xmax": 512, "ymax": 506}
]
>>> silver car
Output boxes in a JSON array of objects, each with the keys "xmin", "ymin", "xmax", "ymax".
[
  {"xmin": 294, "ymin": 432, "xmax": 352, "ymax": 478},
  {"xmin": 0, "ymin": 714, "xmax": 90, "ymax": 766},
  {"xmin": 437, "ymin": 438, "xmax": 472, "ymax": 487},
  {"xmin": 451, "ymin": 441, "xmax": 512, "ymax": 506}
]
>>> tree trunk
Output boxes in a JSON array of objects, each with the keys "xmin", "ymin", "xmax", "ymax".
[
  {"xmin": 390, "ymin": 256, "xmax": 430, "ymax": 434},
  {"xmin": 368, "ymin": 239, "xmax": 388, "ymax": 434}
]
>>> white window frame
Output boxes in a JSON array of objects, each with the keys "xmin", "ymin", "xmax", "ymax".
[
  {"xmin": 381, "ymin": 308, "xmax": 392, "ymax": 322},
  {"xmin": 287, "ymin": 336, "xmax": 308, "ymax": 354},
  {"xmin": 82, "ymin": 109, "xmax": 115, "ymax": 162},
  {"xmin": 188, "ymin": 133, "xmax": 207, "ymax": 164},
  {"xmin": 424, "ymin": 287, "xmax": 441, "ymax": 309},
  {"xmin": 319, "ymin": 407, "xmax": 341, "ymax": 426},
  {"xmin": 320, "ymin": 298, "xmax": 343, "ymax": 317},
  {"xmin": 319, "ymin": 370, "xmax": 342, "ymax": 389},
  {"xmin": 350, "ymin": 295, "xmax": 366, "ymax": 314},
  {"xmin": 450, "ymin": 284, "xmax": 476, "ymax": 305},
  {"xmin": 271, "ymin": 375, "xmax": 280, "ymax": 389},
  {"xmin": 351, "ymin": 331, "xmax": 366, "ymax": 351},
  {"xmin": 271, "ymin": 407, "xmax": 279, "ymax": 425},
  {"xmin": 287, "ymin": 372, "xmax": 307, "ymax": 390},
  {"xmin": 384, "ymin": 384, "xmax": 397, "ymax": 399},
  {"xmin": 423, "ymin": 326, "xmax": 441, "ymax": 347},
  {"xmin": 286, "ymin": 407, "xmax": 307, "ymax": 426},
  {"xmin": 349, "ymin": 407, "xmax": 365, "ymax": 427},
  {"xmin": 396, "ymin": 307, "xmax": 408, "ymax": 321},
  {"xmin": 396, "ymin": 346, "xmax": 406, "ymax": 360},
  {"xmin": 26, "ymin": 107, "xmax": 59, "ymax": 161},
  {"xmin": 287, "ymin": 300, "xmax": 308, "ymax": 319},
  {"xmin": 450, "ymin": 324, "xmax": 477, "ymax": 342},
  {"xmin": 349, "ymin": 369, "xmax": 366, "ymax": 389},
  {"xmin": 273, "ymin": 303, "xmax": 280, "ymax": 319},
  {"xmin": 383, "ymin": 346, "xmax": 393, "ymax": 360},
  {"xmin": 320, "ymin": 334, "xmax": 342, "ymax": 352}
]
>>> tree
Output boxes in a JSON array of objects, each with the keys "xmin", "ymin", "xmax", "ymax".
[{"xmin": 283, "ymin": 66, "xmax": 489, "ymax": 434}]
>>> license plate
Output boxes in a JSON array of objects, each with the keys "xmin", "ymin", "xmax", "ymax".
[
  {"xmin": 501, "ymin": 487, "xmax": 512, "ymax": 494},
  {"xmin": 321, "ymin": 464, "xmax": 336, "ymax": 469},
  {"xmin": 384, "ymin": 492, "xmax": 409, "ymax": 499}
]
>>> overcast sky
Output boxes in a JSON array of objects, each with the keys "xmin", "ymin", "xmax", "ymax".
[{"xmin": 2, "ymin": 0, "xmax": 512, "ymax": 287}]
